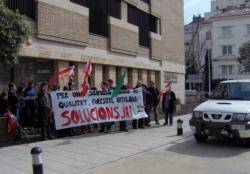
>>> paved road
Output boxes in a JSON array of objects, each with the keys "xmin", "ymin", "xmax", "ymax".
[{"xmin": 0, "ymin": 114, "xmax": 249, "ymax": 174}]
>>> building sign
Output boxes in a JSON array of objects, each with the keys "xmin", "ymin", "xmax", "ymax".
[{"xmin": 164, "ymin": 72, "xmax": 178, "ymax": 83}]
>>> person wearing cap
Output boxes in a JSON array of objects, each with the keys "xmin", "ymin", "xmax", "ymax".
[{"xmin": 162, "ymin": 82, "xmax": 176, "ymax": 126}]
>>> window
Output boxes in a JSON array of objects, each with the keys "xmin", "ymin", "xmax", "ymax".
[
  {"xmin": 127, "ymin": 4, "xmax": 152, "ymax": 47},
  {"xmin": 221, "ymin": 65, "xmax": 227, "ymax": 74},
  {"xmin": 141, "ymin": 0, "xmax": 150, "ymax": 4},
  {"xmin": 220, "ymin": 65, "xmax": 234, "ymax": 75},
  {"xmin": 5, "ymin": 0, "xmax": 35, "ymax": 20},
  {"xmin": 222, "ymin": 45, "xmax": 232, "ymax": 55},
  {"xmin": 70, "ymin": 0, "xmax": 89, "ymax": 7},
  {"xmin": 228, "ymin": 65, "xmax": 234, "ymax": 75},
  {"xmin": 108, "ymin": 0, "xmax": 121, "ymax": 19},
  {"xmin": 247, "ymin": 24, "xmax": 250, "ymax": 35},
  {"xmin": 185, "ymin": 42, "xmax": 190, "ymax": 46},
  {"xmin": 221, "ymin": 26, "xmax": 233, "ymax": 36},
  {"xmin": 138, "ymin": 9, "xmax": 150, "ymax": 47},
  {"xmin": 210, "ymin": 82, "xmax": 250, "ymax": 100},
  {"xmin": 150, "ymin": 15, "xmax": 158, "ymax": 33},
  {"xmin": 89, "ymin": 0, "xmax": 108, "ymax": 36},
  {"xmin": 127, "ymin": 4, "xmax": 138, "ymax": 26},
  {"xmin": 206, "ymin": 31, "xmax": 211, "ymax": 40}
]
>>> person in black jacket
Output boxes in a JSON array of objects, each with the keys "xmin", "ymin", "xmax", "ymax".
[
  {"xmin": 148, "ymin": 81, "xmax": 160, "ymax": 124},
  {"xmin": 0, "ymin": 92, "xmax": 8, "ymax": 117},
  {"xmin": 37, "ymin": 83, "xmax": 52, "ymax": 140},
  {"xmin": 132, "ymin": 81, "xmax": 144, "ymax": 129},
  {"xmin": 8, "ymin": 82, "xmax": 21, "ymax": 140},
  {"xmin": 119, "ymin": 85, "xmax": 128, "ymax": 132},
  {"xmin": 143, "ymin": 84, "xmax": 154, "ymax": 127},
  {"xmin": 162, "ymin": 83, "xmax": 176, "ymax": 126}
]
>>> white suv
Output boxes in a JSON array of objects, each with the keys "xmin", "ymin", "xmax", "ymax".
[{"xmin": 189, "ymin": 80, "xmax": 250, "ymax": 144}]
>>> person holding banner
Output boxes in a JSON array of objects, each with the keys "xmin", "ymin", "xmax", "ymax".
[
  {"xmin": 119, "ymin": 85, "xmax": 128, "ymax": 132},
  {"xmin": 132, "ymin": 81, "xmax": 145, "ymax": 129},
  {"xmin": 37, "ymin": 83, "xmax": 52, "ymax": 140},
  {"xmin": 143, "ymin": 85, "xmax": 154, "ymax": 127},
  {"xmin": 99, "ymin": 82, "xmax": 112, "ymax": 133}
]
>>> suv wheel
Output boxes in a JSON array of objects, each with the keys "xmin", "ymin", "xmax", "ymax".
[{"xmin": 194, "ymin": 133, "xmax": 208, "ymax": 143}]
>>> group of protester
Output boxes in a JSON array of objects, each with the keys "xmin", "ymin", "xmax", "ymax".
[{"xmin": 0, "ymin": 79, "xmax": 176, "ymax": 141}]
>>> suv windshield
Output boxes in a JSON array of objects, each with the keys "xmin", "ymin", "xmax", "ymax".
[{"xmin": 210, "ymin": 82, "xmax": 250, "ymax": 100}]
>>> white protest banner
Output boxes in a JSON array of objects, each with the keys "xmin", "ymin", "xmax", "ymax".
[{"xmin": 50, "ymin": 88, "xmax": 147, "ymax": 130}]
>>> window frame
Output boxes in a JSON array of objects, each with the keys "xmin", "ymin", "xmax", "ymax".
[
  {"xmin": 222, "ymin": 45, "xmax": 233, "ymax": 55},
  {"xmin": 89, "ymin": 0, "xmax": 109, "ymax": 37},
  {"xmin": 108, "ymin": 0, "xmax": 121, "ymax": 19},
  {"xmin": 70, "ymin": 0, "xmax": 89, "ymax": 7},
  {"xmin": 127, "ymin": 4, "xmax": 138, "ymax": 26},
  {"xmin": 221, "ymin": 26, "xmax": 233, "ymax": 37}
]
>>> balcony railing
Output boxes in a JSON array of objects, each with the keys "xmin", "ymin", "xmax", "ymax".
[{"xmin": 4, "ymin": 0, "xmax": 35, "ymax": 20}]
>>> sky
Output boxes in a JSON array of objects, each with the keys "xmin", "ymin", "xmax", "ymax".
[{"xmin": 184, "ymin": 0, "xmax": 211, "ymax": 24}]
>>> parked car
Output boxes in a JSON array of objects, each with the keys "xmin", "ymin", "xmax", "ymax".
[{"xmin": 189, "ymin": 80, "xmax": 250, "ymax": 145}]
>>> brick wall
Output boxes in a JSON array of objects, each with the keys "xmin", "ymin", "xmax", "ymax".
[
  {"xmin": 151, "ymin": 0, "xmax": 185, "ymax": 64},
  {"xmin": 151, "ymin": 38, "xmax": 164, "ymax": 60},
  {"xmin": 110, "ymin": 25, "xmax": 139, "ymax": 55},
  {"xmin": 37, "ymin": 1, "xmax": 89, "ymax": 46}
]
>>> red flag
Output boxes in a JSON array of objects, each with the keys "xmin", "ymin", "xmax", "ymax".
[
  {"xmin": 157, "ymin": 83, "xmax": 172, "ymax": 100},
  {"xmin": 49, "ymin": 66, "xmax": 75, "ymax": 87},
  {"xmin": 7, "ymin": 109, "xmax": 18, "ymax": 133},
  {"xmin": 81, "ymin": 60, "xmax": 92, "ymax": 96}
]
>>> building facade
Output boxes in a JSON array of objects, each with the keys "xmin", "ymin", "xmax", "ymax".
[
  {"xmin": 185, "ymin": 0, "xmax": 250, "ymax": 92},
  {"xmin": 211, "ymin": 6, "xmax": 250, "ymax": 79},
  {"xmin": 1, "ymin": 0, "xmax": 185, "ymax": 103}
]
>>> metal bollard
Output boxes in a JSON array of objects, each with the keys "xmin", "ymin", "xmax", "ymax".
[
  {"xmin": 31, "ymin": 147, "xmax": 43, "ymax": 174},
  {"xmin": 177, "ymin": 119, "xmax": 183, "ymax": 136}
]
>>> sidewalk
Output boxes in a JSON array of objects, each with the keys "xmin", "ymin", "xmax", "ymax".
[{"xmin": 0, "ymin": 114, "xmax": 192, "ymax": 174}]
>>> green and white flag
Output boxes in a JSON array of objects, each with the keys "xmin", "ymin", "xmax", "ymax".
[{"xmin": 112, "ymin": 70, "xmax": 127, "ymax": 98}]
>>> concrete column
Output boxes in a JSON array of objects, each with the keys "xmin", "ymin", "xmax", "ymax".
[
  {"xmin": 156, "ymin": 71, "xmax": 162, "ymax": 90},
  {"xmin": 56, "ymin": 61, "xmax": 68, "ymax": 90},
  {"xmin": 103, "ymin": 65, "xmax": 109, "ymax": 83},
  {"xmin": 121, "ymin": 1, "xmax": 128, "ymax": 22},
  {"xmin": 102, "ymin": 65, "xmax": 116, "ymax": 85},
  {"xmin": 116, "ymin": 67, "xmax": 122, "ymax": 85},
  {"xmin": 121, "ymin": 67, "xmax": 128, "ymax": 85},
  {"xmin": 138, "ymin": 69, "xmax": 142, "ymax": 81},
  {"xmin": 127, "ymin": 68, "xmax": 133, "ymax": 88},
  {"xmin": 109, "ymin": 66, "xmax": 116, "ymax": 85},
  {"xmin": 76, "ymin": 62, "xmax": 85, "ymax": 90},
  {"xmin": 95, "ymin": 64, "xmax": 103, "ymax": 89},
  {"xmin": 142, "ymin": 70, "xmax": 147, "ymax": 84},
  {"xmin": 150, "ymin": 71, "xmax": 156, "ymax": 84},
  {"xmin": 147, "ymin": 71, "xmax": 151, "ymax": 85},
  {"xmin": 132, "ymin": 69, "xmax": 138, "ymax": 87}
]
